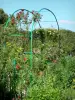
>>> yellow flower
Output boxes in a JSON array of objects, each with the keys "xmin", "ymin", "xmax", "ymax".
[
  {"xmin": 6, "ymin": 42, "xmax": 11, "ymax": 47},
  {"xmin": 73, "ymin": 79, "xmax": 75, "ymax": 83},
  {"xmin": 18, "ymin": 47, "xmax": 23, "ymax": 51},
  {"xmin": 16, "ymin": 49, "xmax": 20, "ymax": 53},
  {"xmin": 16, "ymin": 47, "xmax": 23, "ymax": 53},
  {"xmin": 72, "ymin": 85, "xmax": 75, "ymax": 89}
]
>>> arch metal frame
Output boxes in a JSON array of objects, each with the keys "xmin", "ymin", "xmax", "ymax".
[
  {"xmin": 4, "ymin": 8, "xmax": 60, "ymax": 99},
  {"xmin": 38, "ymin": 8, "xmax": 60, "ymax": 56}
]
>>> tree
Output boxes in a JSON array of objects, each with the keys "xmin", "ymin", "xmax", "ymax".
[{"xmin": 0, "ymin": 8, "xmax": 8, "ymax": 24}]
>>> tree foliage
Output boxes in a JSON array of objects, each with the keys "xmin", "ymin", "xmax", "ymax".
[{"xmin": 0, "ymin": 8, "xmax": 8, "ymax": 24}]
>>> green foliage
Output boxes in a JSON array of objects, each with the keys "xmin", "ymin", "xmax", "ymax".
[
  {"xmin": 1, "ymin": 8, "xmax": 75, "ymax": 100},
  {"xmin": 26, "ymin": 75, "xmax": 60, "ymax": 100},
  {"xmin": 60, "ymin": 29, "xmax": 75, "ymax": 56},
  {"xmin": 25, "ymin": 56, "xmax": 75, "ymax": 100}
]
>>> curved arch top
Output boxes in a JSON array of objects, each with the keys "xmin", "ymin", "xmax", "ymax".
[
  {"xmin": 4, "ymin": 9, "xmax": 41, "ymax": 29},
  {"xmin": 38, "ymin": 8, "xmax": 59, "ymax": 31},
  {"xmin": 4, "ymin": 8, "xmax": 60, "ymax": 56},
  {"xmin": 38, "ymin": 8, "xmax": 60, "ymax": 56}
]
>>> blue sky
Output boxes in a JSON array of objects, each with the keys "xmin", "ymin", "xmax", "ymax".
[{"xmin": 0, "ymin": 0, "xmax": 75, "ymax": 31}]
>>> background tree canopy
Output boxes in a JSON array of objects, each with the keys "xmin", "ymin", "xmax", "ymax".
[{"xmin": 0, "ymin": 8, "xmax": 8, "ymax": 24}]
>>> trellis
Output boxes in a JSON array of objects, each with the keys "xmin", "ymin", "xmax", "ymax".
[{"xmin": 4, "ymin": 8, "xmax": 59, "ymax": 99}]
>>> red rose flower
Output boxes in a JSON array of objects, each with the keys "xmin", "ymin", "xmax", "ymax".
[
  {"xmin": 16, "ymin": 65, "xmax": 20, "ymax": 70},
  {"xmin": 18, "ymin": 96, "xmax": 21, "ymax": 99},
  {"xmin": 53, "ymin": 60, "xmax": 57, "ymax": 63},
  {"xmin": 17, "ymin": 13, "xmax": 20, "ymax": 20},
  {"xmin": 24, "ymin": 58, "xmax": 27, "ymax": 61},
  {"xmin": 19, "ymin": 11, "xmax": 22, "ymax": 14},
  {"xmin": 11, "ymin": 17, "xmax": 15, "ymax": 24},
  {"xmin": 22, "ymin": 37, "xmax": 27, "ymax": 40}
]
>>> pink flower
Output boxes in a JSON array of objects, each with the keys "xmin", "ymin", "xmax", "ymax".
[
  {"xmin": 32, "ymin": 10, "xmax": 34, "ymax": 14},
  {"xmin": 12, "ymin": 98, "xmax": 15, "ymax": 100}
]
